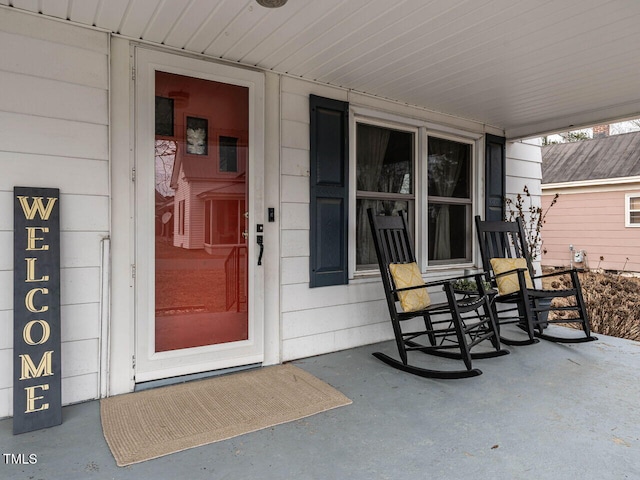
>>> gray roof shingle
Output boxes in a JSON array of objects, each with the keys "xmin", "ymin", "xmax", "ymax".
[{"xmin": 542, "ymin": 131, "xmax": 640, "ymax": 184}]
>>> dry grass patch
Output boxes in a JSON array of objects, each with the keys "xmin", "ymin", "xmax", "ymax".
[{"xmin": 543, "ymin": 270, "xmax": 640, "ymax": 341}]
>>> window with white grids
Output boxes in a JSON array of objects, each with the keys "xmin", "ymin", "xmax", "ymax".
[{"xmin": 626, "ymin": 193, "xmax": 640, "ymax": 227}]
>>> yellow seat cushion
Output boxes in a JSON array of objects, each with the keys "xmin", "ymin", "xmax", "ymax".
[
  {"xmin": 389, "ymin": 262, "xmax": 431, "ymax": 312},
  {"xmin": 490, "ymin": 257, "xmax": 534, "ymax": 295}
]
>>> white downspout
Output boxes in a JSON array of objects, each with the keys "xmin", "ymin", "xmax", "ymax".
[{"xmin": 99, "ymin": 237, "xmax": 111, "ymax": 398}]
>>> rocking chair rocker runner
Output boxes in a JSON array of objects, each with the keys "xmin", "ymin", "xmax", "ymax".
[
  {"xmin": 368, "ymin": 209, "xmax": 508, "ymax": 379},
  {"xmin": 474, "ymin": 215, "xmax": 597, "ymax": 345}
]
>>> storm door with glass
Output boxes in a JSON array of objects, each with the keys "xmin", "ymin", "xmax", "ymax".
[{"xmin": 135, "ymin": 49, "xmax": 264, "ymax": 382}]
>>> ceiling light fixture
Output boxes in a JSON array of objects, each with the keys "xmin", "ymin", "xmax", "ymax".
[{"xmin": 256, "ymin": 0, "xmax": 288, "ymax": 8}]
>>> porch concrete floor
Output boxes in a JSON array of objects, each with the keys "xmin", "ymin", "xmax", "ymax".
[{"xmin": 2, "ymin": 327, "xmax": 640, "ymax": 479}]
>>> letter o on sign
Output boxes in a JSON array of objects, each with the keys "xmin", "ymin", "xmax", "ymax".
[{"xmin": 23, "ymin": 320, "xmax": 51, "ymax": 346}]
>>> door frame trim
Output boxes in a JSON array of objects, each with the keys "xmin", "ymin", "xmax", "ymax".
[{"xmin": 110, "ymin": 40, "xmax": 280, "ymax": 396}]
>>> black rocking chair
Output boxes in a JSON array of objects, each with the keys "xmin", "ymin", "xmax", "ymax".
[
  {"xmin": 368, "ymin": 209, "xmax": 508, "ymax": 379},
  {"xmin": 474, "ymin": 215, "xmax": 597, "ymax": 345}
]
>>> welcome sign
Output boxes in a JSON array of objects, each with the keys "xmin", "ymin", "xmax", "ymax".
[{"xmin": 13, "ymin": 187, "xmax": 62, "ymax": 435}]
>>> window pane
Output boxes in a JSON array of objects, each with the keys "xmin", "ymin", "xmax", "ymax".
[
  {"xmin": 357, "ymin": 124, "xmax": 413, "ymax": 194},
  {"xmin": 154, "ymin": 71, "xmax": 249, "ymax": 353},
  {"xmin": 356, "ymin": 199, "xmax": 410, "ymax": 268},
  {"xmin": 210, "ymin": 200, "xmax": 240, "ymax": 244},
  {"xmin": 204, "ymin": 201, "xmax": 211, "ymax": 244},
  {"xmin": 428, "ymin": 137, "xmax": 470, "ymax": 198},
  {"xmin": 630, "ymin": 196, "xmax": 640, "ymax": 210},
  {"xmin": 428, "ymin": 203, "xmax": 469, "ymax": 261},
  {"xmin": 631, "ymin": 211, "xmax": 640, "ymax": 224},
  {"xmin": 219, "ymin": 136, "xmax": 238, "ymax": 172}
]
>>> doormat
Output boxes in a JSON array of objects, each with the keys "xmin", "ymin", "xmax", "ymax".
[{"xmin": 100, "ymin": 364, "xmax": 352, "ymax": 466}]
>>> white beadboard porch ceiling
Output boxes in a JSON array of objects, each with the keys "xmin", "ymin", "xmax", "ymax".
[{"xmin": 4, "ymin": 0, "xmax": 640, "ymax": 139}]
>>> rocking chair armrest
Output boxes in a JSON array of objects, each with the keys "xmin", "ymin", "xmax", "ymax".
[
  {"xmin": 390, "ymin": 272, "xmax": 494, "ymax": 295},
  {"xmin": 391, "ymin": 284, "xmax": 432, "ymax": 295},
  {"xmin": 423, "ymin": 278, "xmax": 462, "ymax": 289},
  {"xmin": 533, "ymin": 267, "xmax": 585, "ymax": 280},
  {"xmin": 390, "ymin": 272, "xmax": 486, "ymax": 294},
  {"xmin": 391, "ymin": 277, "xmax": 481, "ymax": 294},
  {"xmin": 423, "ymin": 271, "xmax": 491, "ymax": 287},
  {"xmin": 492, "ymin": 267, "xmax": 529, "ymax": 279}
]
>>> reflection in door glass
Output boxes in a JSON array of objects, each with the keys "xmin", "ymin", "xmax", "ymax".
[{"xmin": 154, "ymin": 71, "xmax": 249, "ymax": 352}]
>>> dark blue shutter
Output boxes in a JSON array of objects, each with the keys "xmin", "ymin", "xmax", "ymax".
[
  {"xmin": 485, "ymin": 134, "xmax": 506, "ymax": 221},
  {"xmin": 309, "ymin": 95, "xmax": 349, "ymax": 287}
]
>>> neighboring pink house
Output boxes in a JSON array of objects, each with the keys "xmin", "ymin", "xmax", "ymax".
[
  {"xmin": 541, "ymin": 128, "xmax": 640, "ymax": 272},
  {"xmin": 170, "ymin": 155, "xmax": 247, "ymax": 251}
]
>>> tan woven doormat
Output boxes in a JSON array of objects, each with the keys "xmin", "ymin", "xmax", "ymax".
[{"xmin": 100, "ymin": 364, "xmax": 352, "ymax": 466}]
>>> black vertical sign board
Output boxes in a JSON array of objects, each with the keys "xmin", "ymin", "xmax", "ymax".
[{"xmin": 13, "ymin": 187, "xmax": 62, "ymax": 434}]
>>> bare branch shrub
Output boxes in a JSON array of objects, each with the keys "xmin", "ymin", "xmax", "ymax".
[{"xmin": 505, "ymin": 185, "xmax": 558, "ymax": 261}]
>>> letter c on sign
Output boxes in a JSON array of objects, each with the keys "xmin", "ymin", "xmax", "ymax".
[
  {"xmin": 23, "ymin": 320, "xmax": 51, "ymax": 346},
  {"xmin": 25, "ymin": 288, "xmax": 49, "ymax": 313}
]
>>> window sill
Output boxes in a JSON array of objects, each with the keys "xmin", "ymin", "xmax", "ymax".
[
  {"xmin": 351, "ymin": 264, "xmax": 480, "ymax": 283},
  {"xmin": 351, "ymin": 269, "xmax": 384, "ymax": 283}
]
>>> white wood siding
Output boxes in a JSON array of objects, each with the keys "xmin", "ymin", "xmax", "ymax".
[
  {"xmin": 505, "ymin": 139, "xmax": 543, "ymax": 272},
  {"xmin": 0, "ymin": 9, "xmax": 109, "ymax": 418},
  {"xmin": 505, "ymin": 140, "xmax": 544, "ymax": 224},
  {"xmin": 506, "ymin": 140, "xmax": 543, "ymax": 197},
  {"xmin": 279, "ymin": 76, "xmax": 508, "ymax": 361}
]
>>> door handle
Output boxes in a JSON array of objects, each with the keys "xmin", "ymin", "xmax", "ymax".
[{"xmin": 257, "ymin": 235, "xmax": 264, "ymax": 266}]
